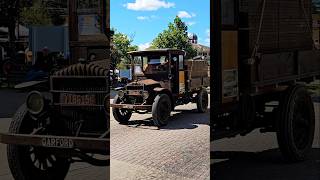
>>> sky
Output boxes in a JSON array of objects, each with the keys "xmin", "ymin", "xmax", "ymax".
[{"xmin": 110, "ymin": 0, "xmax": 210, "ymax": 50}]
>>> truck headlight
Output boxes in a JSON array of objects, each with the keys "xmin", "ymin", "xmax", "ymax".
[
  {"xmin": 26, "ymin": 91, "xmax": 45, "ymax": 115},
  {"xmin": 118, "ymin": 90, "xmax": 125, "ymax": 98},
  {"xmin": 142, "ymin": 91, "xmax": 149, "ymax": 99}
]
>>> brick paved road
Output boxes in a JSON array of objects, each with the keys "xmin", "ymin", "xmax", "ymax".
[{"xmin": 110, "ymin": 100, "xmax": 210, "ymax": 180}]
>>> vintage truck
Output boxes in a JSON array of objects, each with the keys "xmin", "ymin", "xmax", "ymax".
[
  {"xmin": 111, "ymin": 49, "xmax": 209, "ymax": 127},
  {"xmin": 0, "ymin": 0, "xmax": 110, "ymax": 179},
  {"xmin": 111, "ymin": 49, "xmax": 210, "ymax": 126},
  {"xmin": 212, "ymin": 0, "xmax": 320, "ymax": 162}
]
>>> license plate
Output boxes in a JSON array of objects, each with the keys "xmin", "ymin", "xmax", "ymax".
[
  {"xmin": 42, "ymin": 137, "xmax": 74, "ymax": 148},
  {"xmin": 60, "ymin": 93, "xmax": 96, "ymax": 105},
  {"xmin": 124, "ymin": 105, "xmax": 134, "ymax": 109}
]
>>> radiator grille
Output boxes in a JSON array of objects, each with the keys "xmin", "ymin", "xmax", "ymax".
[{"xmin": 50, "ymin": 75, "xmax": 109, "ymax": 137}]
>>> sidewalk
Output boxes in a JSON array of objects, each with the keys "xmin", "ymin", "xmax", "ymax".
[{"xmin": 0, "ymin": 118, "xmax": 11, "ymax": 132}]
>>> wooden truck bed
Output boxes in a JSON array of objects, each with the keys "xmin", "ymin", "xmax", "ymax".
[
  {"xmin": 240, "ymin": 49, "xmax": 320, "ymax": 93},
  {"xmin": 239, "ymin": 0, "xmax": 313, "ymax": 55},
  {"xmin": 238, "ymin": 0, "xmax": 320, "ymax": 93},
  {"xmin": 185, "ymin": 60, "xmax": 210, "ymax": 91}
]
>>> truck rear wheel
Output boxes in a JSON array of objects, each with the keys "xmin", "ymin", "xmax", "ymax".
[
  {"xmin": 276, "ymin": 85, "xmax": 315, "ymax": 162},
  {"xmin": 197, "ymin": 88, "xmax": 209, "ymax": 113},
  {"xmin": 7, "ymin": 105, "xmax": 70, "ymax": 180},
  {"xmin": 152, "ymin": 94, "xmax": 171, "ymax": 127},
  {"xmin": 112, "ymin": 95, "xmax": 132, "ymax": 124}
]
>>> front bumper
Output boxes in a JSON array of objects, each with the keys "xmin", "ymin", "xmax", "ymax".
[
  {"xmin": 110, "ymin": 103, "xmax": 152, "ymax": 110},
  {"xmin": 0, "ymin": 133, "xmax": 109, "ymax": 151}
]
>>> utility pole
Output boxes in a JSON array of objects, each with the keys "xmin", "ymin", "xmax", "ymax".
[
  {"xmin": 68, "ymin": 0, "xmax": 78, "ymax": 42},
  {"xmin": 68, "ymin": 0, "xmax": 80, "ymax": 64}
]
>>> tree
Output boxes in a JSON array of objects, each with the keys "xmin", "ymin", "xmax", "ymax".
[
  {"xmin": 0, "ymin": 0, "xmax": 19, "ymax": 22},
  {"xmin": 19, "ymin": 0, "xmax": 51, "ymax": 26},
  {"xmin": 111, "ymin": 30, "xmax": 138, "ymax": 70},
  {"xmin": 151, "ymin": 16, "xmax": 197, "ymax": 59},
  {"xmin": 313, "ymin": 0, "xmax": 320, "ymax": 13}
]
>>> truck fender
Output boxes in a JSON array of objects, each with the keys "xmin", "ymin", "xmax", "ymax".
[{"xmin": 153, "ymin": 88, "xmax": 174, "ymax": 110}]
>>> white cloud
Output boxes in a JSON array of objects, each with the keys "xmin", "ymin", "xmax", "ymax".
[
  {"xmin": 138, "ymin": 42, "xmax": 151, "ymax": 50},
  {"xmin": 137, "ymin": 15, "xmax": 158, "ymax": 21},
  {"xmin": 186, "ymin": 21, "xmax": 196, "ymax": 26},
  {"xmin": 125, "ymin": 0, "xmax": 175, "ymax": 11},
  {"xmin": 137, "ymin": 16, "xmax": 149, "ymax": 20},
  {"xmin": 178, "ymin": 11, "xmax": 196, "ymax": 18}
]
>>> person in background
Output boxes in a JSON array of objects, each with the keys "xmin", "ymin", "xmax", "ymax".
[
  {"xmin": 25, "ymin": 48, "xmax": 33, "ymax": 65},
  {"xmin": 33, "ymin": 47, "xmax": 54, "ymax": 72},
  {"xmin": 25, "ymin": 47, "xmax": 52, "ymax": 81}
]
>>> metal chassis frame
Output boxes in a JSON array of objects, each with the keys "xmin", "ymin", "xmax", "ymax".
[{"xmin": 110, "ymin": 103, "xmax": 152, "ymax": 110}]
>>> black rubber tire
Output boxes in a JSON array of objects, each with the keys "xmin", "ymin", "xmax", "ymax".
[
  {"xmin": 196, "ymin": 88, "xmax": 209, "ymax": 113},
  {"xmin": 112, "ymin": 95, "xmax": 132, "ymax": 124},
  {"xmin": 7, "ymin": 105, "xmax": 71, "ymax": 180},
  {"xmin": 276, "ymin": 85, "xmax": 315, "ymax": 162},
  {"xmin": 152, "ymin": 94, "xmax": 171, "ymax": 127}
]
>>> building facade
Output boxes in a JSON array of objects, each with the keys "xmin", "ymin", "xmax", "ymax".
[{"xmin": 188, "ymin": 33, "xmax": 210, "ymax": 60}]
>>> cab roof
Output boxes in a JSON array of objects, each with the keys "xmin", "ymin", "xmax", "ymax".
[{"xmin": 128, "ymin": 49, "xmax": 185, "ymax": 56}]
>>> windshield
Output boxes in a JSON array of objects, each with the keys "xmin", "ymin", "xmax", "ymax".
[{"xmin": 132, "ymin": 55, "xmax": 169, "ymax": 75}]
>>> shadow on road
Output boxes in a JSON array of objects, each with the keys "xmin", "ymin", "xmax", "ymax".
[
  {"xmin": 125, "ymin": 108, "xmax": 210, "ymax": 130},
  {"xmin": 126, "ymin": 118, "xmax": 155, "ymax": 127},
  {"xmin": 212, "ymin": 148, "xmax": 320, "ymax": 180}
]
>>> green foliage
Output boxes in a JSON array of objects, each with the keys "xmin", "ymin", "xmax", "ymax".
[
  {"xmin": 151, "ymin": 16, "xmax": 197, "ymax": 59},
  {"xmin": 19, "ymin": 1, "xmax": 51, "ymax": 26},
  {"xmin": 313, "ymin": 1, "xmax": 320, "ymax": 13},
  {"xmin": 111, "ymin": 29, "xmax": 138, "ymax": 69},
  {"xmin": 51, "ymin": 12, "xmax": 66, "ymax": 26},
  {"xmin": 0, "ymin": 0, "xmax": 20, "ymax": 23}
]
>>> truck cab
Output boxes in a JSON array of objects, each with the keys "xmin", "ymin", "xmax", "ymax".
[{"xmin": 129, "ymin": 49, "xmax": 185, "ymax": 94}]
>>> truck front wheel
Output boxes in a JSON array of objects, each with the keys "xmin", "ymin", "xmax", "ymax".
[
  {"xmin": 7, "ymin": 105, "xmax": 70, "ymax": 180},
  {"xmin": 112, "ymin": 95, "xmax": 132, "ymax": 124},
  {"xmin": 152, "ymin": 94, "xmax": 171, "ymax": 127},
  {"xmin": 276, "ymin": 85, "xmax": 315, "ymax": 162}
]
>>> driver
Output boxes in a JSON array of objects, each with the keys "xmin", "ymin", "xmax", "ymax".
[{"xmin": 157, "ymin": 58, "xmax": 169, "ymax": 71}]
